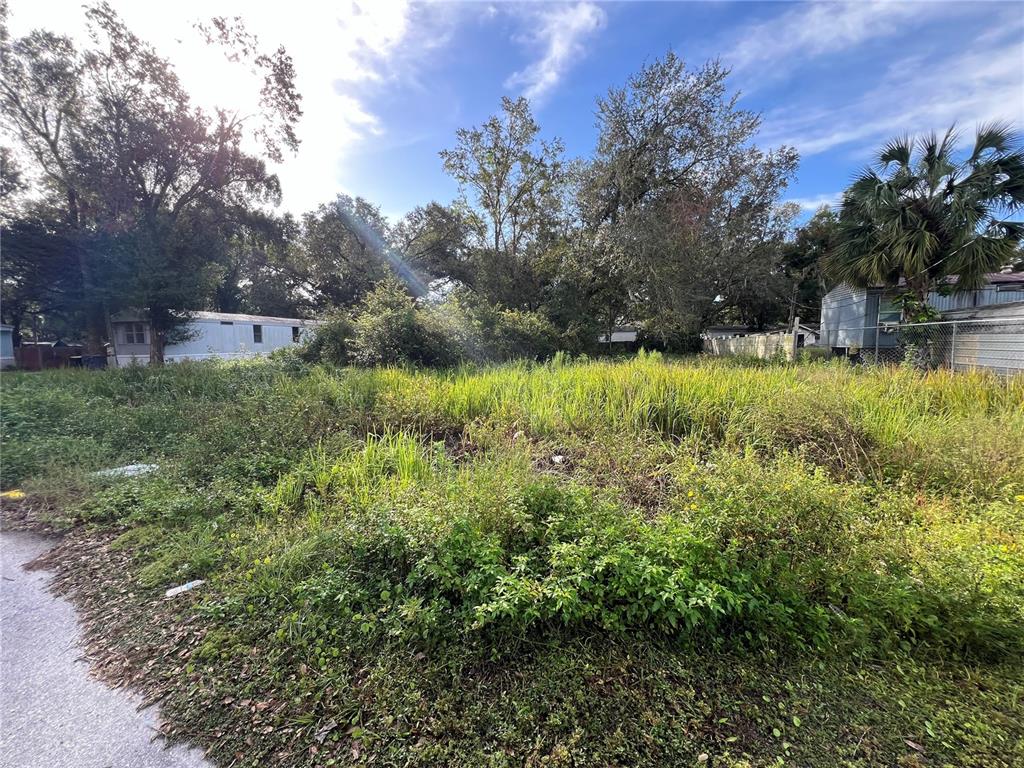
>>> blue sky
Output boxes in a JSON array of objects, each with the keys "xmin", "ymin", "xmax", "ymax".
[{"xmin": 9, "ymin": 1, "xmax": 1024, "ymax": 222}]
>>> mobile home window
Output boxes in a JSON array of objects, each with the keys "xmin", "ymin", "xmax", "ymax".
[
  {"xmin": 877, "ymin": 298, "xmax": 901, "ymax": 325},
  {"xmin": 253, "ymin": 324, "xmax": 263, "ymax": 344},
  {"xmin": 123, "ymin": 323, "xmax": 147, "ymax": 344},
  {"xmin": 292, "ymin": 326, "xmax": 300, "ymax": 343}
]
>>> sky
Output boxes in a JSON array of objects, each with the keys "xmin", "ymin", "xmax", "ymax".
[{"xmin": 7, "ymin": 0, "xmax": 1024, "ymax": 223}]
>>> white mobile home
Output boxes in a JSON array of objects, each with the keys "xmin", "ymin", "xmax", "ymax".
[{"xmin": 110, "ymin": 311, "xmax": 319, "ymax": 367}]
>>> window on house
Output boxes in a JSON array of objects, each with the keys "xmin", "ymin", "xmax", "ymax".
[
  {"xmin": 123, "ymin": 323, "xmax": 147, "ymax": 345},
  {"xmin": 877, "ymin": 298, "xmax": 901, "ymax": 325},
  {"xmin": 292, "ymin": 326, "xmax": 300, "ymax": 343},
  {"xmin": 220, "ymin": 320, "xmax": 233, "ymax": 325},
  {"xmin": 253, "ymin": 324, "xmax": 263, "ymax": 344}
]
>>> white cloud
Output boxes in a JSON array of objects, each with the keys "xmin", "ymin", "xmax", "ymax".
[
  {"xmin": 787, "ymin": 193, "xmax": 841, "ymax": 213},
  {"xmin": 504, "ymin": 1, "xmax": 606, "ymax": 103},
  {"xmin": 759, "ymin": 22, "xmax": 1024, "ymax": 158},
  {"xmin": 725, "ymin": 1, "xmax": 945, "ymax": 81},
  {"xmin": 3, "ymin": 0, "xmax": 452, "ymax": 214}
]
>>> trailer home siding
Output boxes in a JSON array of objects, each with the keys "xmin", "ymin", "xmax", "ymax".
[{"xmin": 111, "ymin": 312, "xmax": 317, "ymax": 367}]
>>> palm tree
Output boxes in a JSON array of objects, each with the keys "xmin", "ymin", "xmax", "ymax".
[{"xmin": 828, "ymin": 123, "xmax": 1024, "ymax": 317}]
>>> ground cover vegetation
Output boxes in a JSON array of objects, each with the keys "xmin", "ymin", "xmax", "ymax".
[{"xmin": 3, "ymin": 355, "xmax": 1023, "ymax": 766}]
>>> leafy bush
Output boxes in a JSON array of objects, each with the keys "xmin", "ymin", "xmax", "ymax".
[
  {"xmin": 437, "ymin": 294, "xmax": 561, "ymax": 361},
  {"xmin": 347, "ymin": 279, "xmax": 458, "ymax": 367},
  {"xmin": 300, "ymin": 310, "xmax": 355, "ymax": 366},
  {"xmin": 300, "ymin": 280, "xmax": 563, "ymax": 368}
]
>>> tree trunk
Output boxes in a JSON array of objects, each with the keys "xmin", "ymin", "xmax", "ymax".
[
  {"xmin": 68, "ymin": 192, "xmax": 109, "ymax": 356},
  {"xmin": 606, "ymin": 300, "xmax": 615, "ymax": 357},
  {"xmin": 149, "ymin": 325, "xmax": 165, "ymax": 366},
  {"xmin": 787, "ymin": 281, "xmax": 797, "ymax": 327}
]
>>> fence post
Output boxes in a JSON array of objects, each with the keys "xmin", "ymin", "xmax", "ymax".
[
  {"xmin": 949, "ymin": 320, "xmax": 957, "ymax": 371},
  {"xmin": 790, "ymin": 316, "xmax": 800, "ymax": 361},
  {"xmin": 874, "ymin": 324, "xmax": 879, "ymax": 365}
]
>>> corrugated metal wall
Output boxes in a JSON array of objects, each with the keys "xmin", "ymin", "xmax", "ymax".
[
  {"xmin": 821, "ymin": 281, "xmax": 1024, "ymax": 353},
  {"xmin": 820, "ymin": 285, "xmax": 872, "ymax": 349},
  {"xmin": 928, "ymin": 286, "xmax": 1024, "ymax": 312},
  {"xmin": 948, "ymin": 331, "xmax": 1024, "ymax": 373}
]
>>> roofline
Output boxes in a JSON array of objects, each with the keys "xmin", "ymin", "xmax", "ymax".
[{"xmin": 111, "ymin": 310, "xmax": 321, "ymax": 326}]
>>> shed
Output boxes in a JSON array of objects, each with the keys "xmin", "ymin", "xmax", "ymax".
[{"xmin": 597, "ymin": 325, "xmax": 639, "ymax": 344}]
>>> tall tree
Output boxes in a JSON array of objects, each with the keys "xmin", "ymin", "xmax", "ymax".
[
  {"xmin": 828, "ymin": 124, "xmax": 1024, "ymax": 316},
  {"xmin": 1, "ymin": 19, "xmax": 108, "ymax": 351},
  {"xmin": 440, "ymin": 96, "xmax": 565, "ymax": 309},
  {"xmin": 779, "ymin": 206, "xmax": 839, "ymax": 324},
  {"xmin": 391, "ymin": 202, "xmax": 474, "ymax": 289},
  {"xmin": 213, "ymin": 212, "xmax": 312, "ymax": 318},
  {"xmin": 292, "ymin": 194, "xmax": 394, "ymax": 309},
  {"xmin": 580, "ymin": 52, "xmax": 799, "ymax": 342}
]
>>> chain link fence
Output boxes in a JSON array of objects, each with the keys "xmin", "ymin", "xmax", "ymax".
[{"xmin": 832, "ymin": 317, "xmax": 1024, "ymax": 374}]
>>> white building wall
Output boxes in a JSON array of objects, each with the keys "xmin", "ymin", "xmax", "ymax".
[{"xmin": 113, "ymin": 317, "xmax": 316, "ymax": 367}]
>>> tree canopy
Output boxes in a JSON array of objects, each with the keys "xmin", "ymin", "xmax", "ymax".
[{"xmin": 3, "ymin": 5, "xmax": 899, "ymax": 361}]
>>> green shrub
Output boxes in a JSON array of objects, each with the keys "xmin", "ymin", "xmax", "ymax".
[
  {"xmin": 301, "ymin": 311, "xmax": 355, "ymax": 366},
  {"xmin": 436, "ymin": 294, "xmax": 561, "ymax": 361},
  {"xmin": 348, "ymin": 279, "xmax": 458, "ymax": 367}
]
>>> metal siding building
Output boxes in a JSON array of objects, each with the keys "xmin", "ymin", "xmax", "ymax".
[
  {"xmin": 820, "ymin": 274, "xmax": 1024, "ymax": 354},
  {"xmin": 110, "ymin": 311, "xmax": 319, "ymax": 367},
  {"xmin": 941, "ymin": 302, "xmax": 1024, "ymax": 373},
  {"xmin": 819, "ymin": 285, "xmax": 886, "ymax": 350},
  {"xmin": 927, "ymin": 284, "xmax": 1024, "ymax": 312},
  {"xmin": 0, "ymin": 324, "xmax": 14, "ymax": 369}
]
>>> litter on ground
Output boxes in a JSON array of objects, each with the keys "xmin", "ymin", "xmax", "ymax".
[
  {"xmin": 95, "ymin": 464, "xmax": 159, "ymax": 478},
  {"xmin": 165, "ymin": 580, "xmax": 205, "ymax": 598}
]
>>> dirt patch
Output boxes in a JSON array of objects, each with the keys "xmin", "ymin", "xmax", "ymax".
[{"xmin": 0, "ymin": 497, "xmax": 64, "ymax": 534}]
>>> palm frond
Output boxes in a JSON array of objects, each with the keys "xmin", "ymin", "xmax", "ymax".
[
  {"xmin": 992, "ymin": 151, "xmax": 1024, "ymax": 210},
  {"xmin": 878, "ymin": 135, "xmax": 912, "ymax": 168},
  {"xmin": 834, "ymin": 124, "xmax": 1024, "ymax": 296},
  {"xmin": 945, "ymin": 235, "xmax": 1016, "ymax": 289},
  {"xmin": 988, "ymin": 219, "xmax": 1024, "ymax": 241},
  {"xmin": 938, "ymin": 124, "xmax": 960, "ymax": 160},
  {"xmin": 969, "ymin": 121, "xmax": 1018, "ymax": 163}
]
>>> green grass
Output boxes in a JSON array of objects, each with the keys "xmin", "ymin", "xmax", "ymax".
[{"xmin": 2, "ymin": 353, "xmax": 1023, "ymax": 766}]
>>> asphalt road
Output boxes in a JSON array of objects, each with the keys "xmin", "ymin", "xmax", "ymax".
[{"xmin": 1, "ymin": 530, "xmax": 211, "ymax": 768}]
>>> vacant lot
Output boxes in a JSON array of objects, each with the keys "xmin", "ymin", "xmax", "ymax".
[{"xmin": 3, "ymin": 354, "xmax": 1023, "ymax": 767}]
